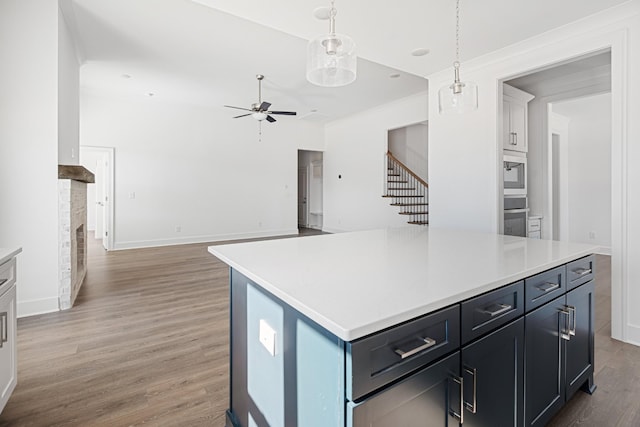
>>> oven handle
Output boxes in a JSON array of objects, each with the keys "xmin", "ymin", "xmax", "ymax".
[{"xmin": 504, "ymin": 208, "xmax": 529, "ymax": 214}]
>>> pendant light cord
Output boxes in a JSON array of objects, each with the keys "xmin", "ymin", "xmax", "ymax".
[
  {"xmin": 455, "ymin": 0, "xmax": 460, "ymax": 65},
  {"xmin": 329, "ymin": 0, "xmax": 337, "ymax": 35}
]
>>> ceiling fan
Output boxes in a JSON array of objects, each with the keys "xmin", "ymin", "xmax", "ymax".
[{"xmin": 224, "ymin": 74, "xmax": 297, "ymax": 123}]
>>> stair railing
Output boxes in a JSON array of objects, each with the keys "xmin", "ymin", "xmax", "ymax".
[{"xmin": 384, "ymin": 151, "xmax": 429, "ymax": 225}]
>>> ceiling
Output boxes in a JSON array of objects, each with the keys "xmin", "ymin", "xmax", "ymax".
[{"xmin": 65, "ymin": 0, "xmax": 629, "ymax": 122}]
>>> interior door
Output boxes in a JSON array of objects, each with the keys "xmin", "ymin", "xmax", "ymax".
[
  {"xmin": 298, "ymin": 167, "xmax": 308, "ymax": 227},
  {"xmin": 101, "ymin": 155, "xmax": 110, "ymax": 250}
]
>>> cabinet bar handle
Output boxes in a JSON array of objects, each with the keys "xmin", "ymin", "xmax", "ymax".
[
  {"xmin": 510, "ymin": 132, "xmax": 517, "ymax": 145},
  {"xmin": 573, "ymin": 267, "xmax": 592, "ymax": 276},
  {"xmin": 394, "ymin": 336, "xmax": 436, "ymax": 359},
  {"xmin": 559, "ymin": 308, "xmax": 571, "ymax": 341},
  {"xmin": 536, "ymin": 282, "xmax": 560, "ymax": 293},
  {"xmin": 567, "ymin": 305, "xmax": 577, "ymax": 336},
  {"xmin": 0, "ymin": 312, "xmax": 6, "ymax": 348},
  {"xmin": 464, "ymin": 366, "xmax": 478, "ymax": 414},
  {"xmin": 482, "ymin": 303, "xmax": 512, "ymax": 317},
  {"xmin": 450, "ymin": 375, "xmax": 464, "ymax": 424}
]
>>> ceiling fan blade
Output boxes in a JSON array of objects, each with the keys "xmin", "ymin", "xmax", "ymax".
[
  {"xmin": 266, "ymin": 115, "xmax": 276, "ymax": 123},
  {"xmin": 267, "ymin": 111, "xmax": 297, "ymax": 116},
  {"xmin": 224, "ymin": 105, "xmax": 253, "ymax": 112},
  {"xmin": 233, "ymin": 113, "xmax": 252, "ymax": 118},
  {"xmin": 259, "ymin": 101, "xmax": 271, "ymax": 111}
]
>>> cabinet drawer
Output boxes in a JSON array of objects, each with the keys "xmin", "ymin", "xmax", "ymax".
[
  {"xmin": 566, "ymin": 255, "xmax": 595, "ymax": 291},
  {"xmin": 525, "ymin": 265, "xmax": 566, "ymax": 312},
  {"xmin": 348, "ymin": 352, "xmax": 460, "ymax": 427},
  {"xmin": 0, "ymin": 258, "xmax": 16, "ymax": 297},
  {"xmin": 528, "ymin": 220, "xmax": 541, "ymax": 231},
  {"xmin": 346, "ymin": 305, "xmax": 459, "ymax": 401},
  {"xmin": 461, "ymin": 281, "xmax": 524, "ymax": 345},
  {"xmin": 528, "ymin": 230, "xmax": 541, "ymax": 239}
]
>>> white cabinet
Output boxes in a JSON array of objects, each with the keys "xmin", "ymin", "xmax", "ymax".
[
  {"xmin": 528, "ymin": 216, "xmax": 542, "ymax": 239},
  {"xmin": 0, "ymin": 257, "xmax": 17, "ymax": 414},
  {"xmin": 503, "ymin": 84, "xmax": 534, "ymax": 153}
]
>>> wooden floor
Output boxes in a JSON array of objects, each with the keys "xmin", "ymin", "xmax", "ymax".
[{"xmin": 0, "ymin": 239, "xmax": 637, "ymax": 426}]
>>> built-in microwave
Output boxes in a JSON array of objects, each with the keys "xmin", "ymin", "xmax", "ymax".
[{"xmin": 503, "ymin": 155, "xmax": 526, "ymax": 195}]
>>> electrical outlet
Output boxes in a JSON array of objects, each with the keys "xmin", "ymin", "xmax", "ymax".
[
  {"xmin": 259, "ymin": 319, "xmax": 276, "ymax": 356},
  {"xmin": 588, "ymin": 231, "xmax": 596, "ymax": 240},
  {"xmin": 175, "ymin": 226, "xmax": 182, "ymax": 233},
  {"xmin": 128, "ymin": 192, "xmax": 136, "ymax": 199}
]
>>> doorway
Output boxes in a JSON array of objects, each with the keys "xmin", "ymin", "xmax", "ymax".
[
  {"xmin": 500, "ymin": 48, "xmax": 625, "ymax": 340},
  {"xmin": 79, "ymin": 146, "xmax": 115, "ymax": 251},
  {"xmin": 297, "ymin": 150, "xmax": 323, "ymax": 231}
]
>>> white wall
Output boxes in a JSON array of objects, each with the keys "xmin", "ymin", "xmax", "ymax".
[
  {"xmin": 427, "ymin": 2, "xmax": 640, "ymax": 344},
  {"xmin": 0, "ymin": 0, "xmax": 64, "ymax": 316},
  {"xmin": 57, "ymin": 5, "xmax": 79, "ymax": 165},
  {"xmin": 80, "ymin": 91, "xmax": 324, "ymax": 249},
  {"xmin": 323, "ymin": 92, "xmax": 428, "ymax": 232},
  {"xmin": 552, "ymin": 93, "xmax": 612, "ymax": 250},
  {"xmin": 388, "ymin": 122, "xmax": 428, "ymax": 182}
]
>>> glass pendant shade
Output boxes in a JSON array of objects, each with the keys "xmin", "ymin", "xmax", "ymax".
[
  {"xmin": 438, "ymin": 62, "xmax": 478, "ymax": 114},
  {"xmin": 438, "ymin": 79, "xmax": 478, "ymax": 114},
  {"xmin": 306, "ymin": 33, "xmax": 356, "ymax": 87}
]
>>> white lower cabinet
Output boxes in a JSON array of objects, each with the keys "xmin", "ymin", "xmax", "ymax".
[{"xmin": 0, "ymin": 281, "xmax": 17, "ymax": 414}]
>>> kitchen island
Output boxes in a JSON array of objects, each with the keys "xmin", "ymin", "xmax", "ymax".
[{"xmin": 209, "ymin": 227, "xmax": 598, "ymax": 427}]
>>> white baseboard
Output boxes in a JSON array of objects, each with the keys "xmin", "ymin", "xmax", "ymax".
[
  {"xmin": 17, "ymin": 297, "xmax": 59, "ymax": 318},
  {"xmin": 321, "ymin": 226, "xmax": 348, "ymax": 234},
  {"xmin": 625, "ymin": 324, "xmax": 640, "ymax": 347},
  {"xmin": 113, "ymin": 228, "xmax": 300, "ymax": 250}
]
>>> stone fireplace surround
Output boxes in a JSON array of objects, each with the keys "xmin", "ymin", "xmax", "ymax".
[{"xmin": 58, "ymin": 165, "xmax": 94, "ymax": 310}]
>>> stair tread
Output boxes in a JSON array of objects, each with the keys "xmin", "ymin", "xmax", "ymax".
[
  {"xmin": 387, "ymin": 187, "xmax": 416, "ymax": 190},
  {"xmin": 388, "ymin": 173, "xmax": 401, "ymax": 176},
  {"xmin": 387, "ymin": 180, "xmax": 408, "ymax": 183},
  {"xmin": 408, "ymin": 221, "xmax": 429, "ymax": 225},
  {"xmin": 399, "ymin": 211, "xmax": 429, "ymax": 215},
  {"xmin": 390, "ymin": 203, "xmax": 429, "ymax": 206},
  {"xmin": 382, "ymin": 195, "xmax": 424, "ymax": 198}
]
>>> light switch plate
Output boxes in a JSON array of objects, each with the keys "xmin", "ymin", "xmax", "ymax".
[{"xmin": 259, "ymin": 319, "xmax": 276, "ymax": 356}]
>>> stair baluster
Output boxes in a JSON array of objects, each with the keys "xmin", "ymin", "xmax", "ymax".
[{"xmin": 383, "ymin": 151, "xmax": 428, "ymax": 225}]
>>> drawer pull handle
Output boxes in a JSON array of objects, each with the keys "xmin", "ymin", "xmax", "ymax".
[
  {"xmin": 0, "ymin": 311, "xmax": 7, "ymax": 348},
  {"xmin": 394, "ymin": 336, "xmax": 437, "ymax": 359},
  {"xmin": 573, "ymin": 267, "xmax": 592, "ymax": 277},
  {"xmin": 567, "ymin": 305, "xmax": 577, "ymax": 336},
  {"xmin": 449, "ymin": 375, "xmax": 464, "ymax": 423},
  {"xmin": 559, "ymin": 308, "xmax": 571, "ymax": 341},
  {"xmin": 482, "ymin": 303, "xmax": 512, "ymax": 317},
  {"xmin": 536, "ymin": 282, "xmax": 560, "ymax": 293},
  {"xmin": 464, "ymin": 366, "xmax": 478, "ymax": 414}
]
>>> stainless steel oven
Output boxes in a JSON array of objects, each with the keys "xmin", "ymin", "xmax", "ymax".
[
  {"xmin": 504, "ymin": 196, "xmax": 528, "ymax": 237},
  {"xmin": 504, "ymin": 155, "xmax": 526, "ymax": 195}
]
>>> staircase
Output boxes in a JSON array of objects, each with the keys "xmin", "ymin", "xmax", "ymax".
[{"xmin": 383, "ymin": 151, "xmax": 428, "ymax": 225}]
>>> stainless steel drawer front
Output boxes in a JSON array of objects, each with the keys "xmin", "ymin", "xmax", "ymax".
[
  {"xmin": 461, "ymin": 281, "xmax": 524, "ymax": 345},
  {"xmin": 525, "ymin": 265, "xmax": 566, "ymax": 312},
  {"xmin": 347, "ymin": 305, "xmax": 460, "ymax": 401}
]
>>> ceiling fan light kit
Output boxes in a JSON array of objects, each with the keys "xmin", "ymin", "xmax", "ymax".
[
  {"xmin": 306, "ymin": 0, "xmax": 357, "ymax": 87},
  {"xmin": 224, "ymin": 74, "xmax": 297, "ymax": 124},
  {"xmin": 438, "ymin": 0, "xmax": 478, "ymax": 114}
]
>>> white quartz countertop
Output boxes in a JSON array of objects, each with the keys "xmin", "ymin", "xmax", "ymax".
[
  {"xmin": 208, "ymin": 227, "xmax": 597, "ymax": 341},
  {"xmin": 0, "ymin": 247, "xmax": 22, "ymax": 266}
]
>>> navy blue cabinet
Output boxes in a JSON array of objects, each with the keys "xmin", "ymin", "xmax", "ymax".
[
  {"xmin": 462, "ymin": 318, "xmax": 525, "ymax": 427},
  {"xmin": 525, "ymin": 272, "xmax": 595, "ymax": 426}
]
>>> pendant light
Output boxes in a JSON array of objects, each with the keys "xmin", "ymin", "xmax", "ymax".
[
  {"xmin": 306, "ymin": 0, "xmax": 357, "ymax": 87},
  {"xmin": 438, "ymin": 0, "xmax": 478, "ymax": 114}
]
